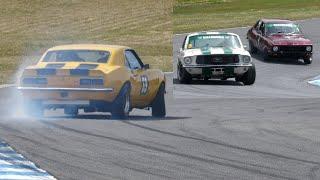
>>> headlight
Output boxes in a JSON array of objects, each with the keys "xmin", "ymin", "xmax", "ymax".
[
  {"xmin": 306, "ymin": 46, "xmax": 312, "ymax": 52},
  {"xmin": 272, "ymin": 46, "xmax": 279, "ymax": 52},
  {"xmin": 242, "ymin": 56, "xmax": 251, "ymax": 63},
  {"xmin": 23, "ymin": 78, "xmax": 47, "ymax": 85},
  {"xmin": 183, "ymin": 57, "xmax": 192, "ymax": 65}
]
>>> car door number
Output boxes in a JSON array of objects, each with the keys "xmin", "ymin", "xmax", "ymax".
[{"xmin": 140, "ymin": 75, "xmax": 149, "ymax": 95}]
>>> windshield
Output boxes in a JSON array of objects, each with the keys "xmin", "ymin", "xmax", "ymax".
[
  {"xmin": 266, "ymin": 23, "xmax": 301, "ymax": 35},
  {"xmin": 187, "ymin": 34, "xmax": 241, "ymax": 49},
  {"xmin": 43, "ymin": 50, "xmax": 110, "ymax": 63}
]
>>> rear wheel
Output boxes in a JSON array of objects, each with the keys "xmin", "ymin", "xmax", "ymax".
[
  {"xmin": 152, "ymin": 83, "xmax": 166, "ymax": 118},
  {"xmin": 111, "ymin": 83, "xmax": 131, "ymax": 119},
  {"xmin": 238, "ymin": 64, "xmax": 256, "ymax": 85},
  {"xmin": 304, "ymin": 57, "xmax": 312, "ymax": 65},
  {"xmin": 24, "ymin": 100, "xmax": 44, "ymax": 117},
  {"xmin": 64, "ymin": 107, "xmax": 79, "ymax": 116},
  {"xmin": 177, "ymin": 63, "xmax": 192, "ymax": 84}
]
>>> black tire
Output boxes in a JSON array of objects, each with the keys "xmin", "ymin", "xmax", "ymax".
[
  {"xmin": 64, "ymin": 107, "xmax": 79, "ymax": 116},
  {"xmin": 152, "ymin": 83, "xmax": 166, "ymax": 118},
  {"xmin": 24, "ymin": 100, "xmax": 44, "ymax": 117},
  {"xmin": 262, "ymin": 51, "xmax": 270, "ymax": 61},
  {"xmin": 111, "ymin": 83, "xmax": 131, "ymax": 119},
  {"xmin": 177, "ymin": 63, "xmax": 192, "ymax": 84},
  {"xmin": 249, "ymin": 41, "xmax": 257, "ymax": 54},
  {"xmin": 304, "ymin": 57, "xmax": 312, "ymax": 65},
  {"xmin": 239, "ymin": 64, "xmax": 256, "ymax": 85}
]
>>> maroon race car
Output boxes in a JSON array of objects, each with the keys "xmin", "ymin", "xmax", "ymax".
[{"xmin": 247, "ymin": 19, "xmax": 313, "ymax": 64}]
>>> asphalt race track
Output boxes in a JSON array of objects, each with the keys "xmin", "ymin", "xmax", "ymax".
[{"xmin": 0, "ymin": 19, "xmax": 320, "ymax": 180}]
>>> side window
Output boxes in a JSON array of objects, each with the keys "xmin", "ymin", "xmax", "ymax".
[
  {"xmin": 260, "ymin": 22, "xmax": 265, "ymax": 35},
  {"xmin": 125, "ymin": 50, "xmax": 143, "ymax": 70}
]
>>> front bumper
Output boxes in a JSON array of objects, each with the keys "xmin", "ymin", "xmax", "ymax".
[
  {"xmin": 268, "ymin": 51, "xmax": 312, "ymax": 58},
  {"xmin": 183, "ymin": 64, "xmax": 252, "ymax": 77}
]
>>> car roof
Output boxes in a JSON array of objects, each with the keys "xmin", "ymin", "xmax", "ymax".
[
  {"xmin": 47, "ymin": 44, "xmax": 130, "ymax": 51},
  {"xmin": 187, "ymin": 31, "xmax": 239, "ymax": 37},
  {"xmin": 261, "ymin": 19, "xmax": 293, "ymax": 24}
]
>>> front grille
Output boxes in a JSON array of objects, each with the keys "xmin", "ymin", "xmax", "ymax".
[
  {"xmin": 196, "ymin": 55, "xmax": 239, "ymax": 65},
  {"xmin": 278, "ymin": 46, "xmax": 308, "ymax": 52}
]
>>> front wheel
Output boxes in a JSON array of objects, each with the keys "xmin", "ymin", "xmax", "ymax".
[
  {"xmin": 249, "ymin": 41, "xmax": 258, "ymax": 54},
  {"xmin": 304, "ymin": 57, "xmax": 312, "ymax": 65},
  {"xmin": 111, "ymin": 84, "xmax": 131, "ymax": 119},
  {"xmin": 237, "ymin": 64, "xmax": 256, "ymax": 85},
  {"xmin": 177, "ymin": 63, "xmax": 192, "ymax": 84},
  {"xmin": 152, "ymin": 83, "xmax": 166, "ymax": 118}
]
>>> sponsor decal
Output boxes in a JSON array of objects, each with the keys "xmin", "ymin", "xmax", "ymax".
[{"xmin": 140, "ymin": 75, "xmax": 149, "ymax": 95}]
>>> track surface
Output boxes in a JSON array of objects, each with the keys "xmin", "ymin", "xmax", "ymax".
[{"xmin": 0, "ymin": 19, "xmax": 320, "ymax": 180}]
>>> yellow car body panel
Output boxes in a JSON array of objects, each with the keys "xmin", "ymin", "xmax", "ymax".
[{"xmin": 19, "ymin": 44, "xmax": 165, "ymax": 110}]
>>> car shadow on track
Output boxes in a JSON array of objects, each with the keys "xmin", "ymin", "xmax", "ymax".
[
  {"xmin": 45, "ymin": 114, "xmax": 190, "ymax": 122},
  {"xmin": 251, "ymin": 53, "xmax": 306, "ymax": 65},
  {"xmin": 173, "ymin": 78, "xmax": 243, "ymax": 86}
]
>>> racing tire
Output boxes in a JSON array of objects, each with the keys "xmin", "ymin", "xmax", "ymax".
[
  {"xmin": 303, "ymin": 57, "xmax": 312, "ymax": 65},
  {"xmin": 262, "ymin": 52, "xmax": 270, "ymax": 61},
  {"xmin": 249, "ymin": 41, "xmax": 258, "ymax": 54},
  {"xmin": 177, "ymin": 63, "xmax": 192, "ymax": 84},
  {"xmin": 64, "ymin": 107, "xmax": 79, "ymax": 117},
  {"xmin": 111, "ymin": 83, "xmax": 131, "ymax": 119},
  {"xmin": 24, "ymin": 100, "xmax": 44, "ymax": 117},
  {"xmin": 152, "ymin": 83, "xmax": 166, "ymax": 118},
  {"xmin": 239, "ymin": 64, "xmax": 256, "ymax": 85}
]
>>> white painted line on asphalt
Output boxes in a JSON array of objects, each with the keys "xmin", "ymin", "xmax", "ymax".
[
  {"xmin": 0, "ymin": 84, "xmax": 16, "ymax": 88},
  {"xmin": 0, "ymin": 140, "xmax": 56, "ymax": 180}
]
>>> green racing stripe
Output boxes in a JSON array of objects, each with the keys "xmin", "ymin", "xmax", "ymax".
[{"xmin": 223, "ymin": 47, "xmax": 233, "ymax": 54}]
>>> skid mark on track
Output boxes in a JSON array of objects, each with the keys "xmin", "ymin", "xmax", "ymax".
[
  {"xmin": 40, "ymin": 121, "xmax": 300, "ymax": 180},
  {"xmin": 121, "ymin": 121, "xmax": 320, "ymax": 165}
]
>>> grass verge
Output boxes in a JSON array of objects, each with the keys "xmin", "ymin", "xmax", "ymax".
[
  {"xmin": 174, "ymin": 0, "xmax": 320, "ymax": 33},
  {"xmin": 0, "ymin": 0, "xmax": 173, "ymax": 84}
]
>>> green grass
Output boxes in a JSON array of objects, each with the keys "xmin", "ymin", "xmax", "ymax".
[
  {"xmin": 0, "ymin": 0, "xmax": 173, "ymax": 84},
  {"xmin": 174, "ymin": 0, "xmax": 320, "ymax": 33}
]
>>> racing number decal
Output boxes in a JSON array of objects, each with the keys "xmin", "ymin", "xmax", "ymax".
[{"xmin": 140, "ymin": 75, "xmax": 149, "ymax": 95}]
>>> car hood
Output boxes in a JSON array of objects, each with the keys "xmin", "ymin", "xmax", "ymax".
[
  {"xmin": 267, "ymin": 34, "xmax": 312, "ymax": 46},
  {"xmin": 183, "ymin": 47, "xmax": 250, "ymax": 57}
]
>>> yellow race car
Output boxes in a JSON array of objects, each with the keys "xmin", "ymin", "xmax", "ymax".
[{"xmin": 18, "ymin": 44, "xmax": 166, "ymax": 119}]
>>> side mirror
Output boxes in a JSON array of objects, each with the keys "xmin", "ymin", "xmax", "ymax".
[
  {"xmin": 243, "ymin": 45, "xmax": 248, "ymax": 50},
  {"xmin": 179, "ymin": 48, "xmax": 183, "ymax": 52},
  {"xmin": 144, "ymin": 64, "xmax": 150, "ymax": 69}
]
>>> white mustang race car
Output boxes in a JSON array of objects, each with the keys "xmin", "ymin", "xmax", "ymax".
[{"xmin": 177, "ymin": 32, "xmax": 256, "ymax": 85}]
